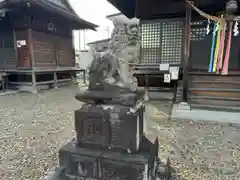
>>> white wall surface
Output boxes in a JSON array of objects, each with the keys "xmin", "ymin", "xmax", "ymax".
[{"xmin": 78, "ymin": 51, "xmax": 93, "ymax": 70}]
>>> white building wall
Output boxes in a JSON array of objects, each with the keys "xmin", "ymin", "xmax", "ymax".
[{"xmin": 78, "ymin": 51, "xmax": 93, "ymax": 70}]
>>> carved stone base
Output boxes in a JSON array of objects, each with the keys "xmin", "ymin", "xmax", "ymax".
[{"xmin": 46, "ymin": 140, "xmax": 156, "ymax": 180}]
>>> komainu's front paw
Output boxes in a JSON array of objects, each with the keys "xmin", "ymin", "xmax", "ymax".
[{"xmin": 104, "ymin": 77, "xmax": 116, "ymax": 85}]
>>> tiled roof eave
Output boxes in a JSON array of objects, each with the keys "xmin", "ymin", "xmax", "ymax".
[
  {"xmin": 31, "ymin": 0, "xmax": 98, "ymax": 30},
  {"xmin": 0, "ymin": 0, "xmax": 98, "ymax": 30}
]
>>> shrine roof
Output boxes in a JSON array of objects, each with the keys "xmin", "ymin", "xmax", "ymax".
[
  {"xmin": 107, "ymin": 0, "xmax": 230, "ymax": 20},
  {"xmin": 107, "ymin": 0, "xmax": 136, "ymax": 19},
  {"xmin": 0, "ymin": 0, "xmax": 98, "ymax": 30},
  {"xmin": 106, "ymin": 13, "xmax": 139, "ymax": 24},
  {"xmin": 87, "ymin": 38, "xmax": 111, "ymax": 45}
]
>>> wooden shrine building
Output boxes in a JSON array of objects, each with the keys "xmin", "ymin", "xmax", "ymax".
[
  {"xmin": 108, "ymin": 0, "xmax": 240, "ymax": 122},
  {"xmin": 0, "ymin": 0, "xmax": 97, "ymax": 92}
]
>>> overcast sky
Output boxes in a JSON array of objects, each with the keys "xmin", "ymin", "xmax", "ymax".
[{"xmin": 69, "ymin": 0, "xmax": 119, "ymax": 50}]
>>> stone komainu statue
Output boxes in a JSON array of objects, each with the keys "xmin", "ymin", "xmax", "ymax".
[{"xmin": 88, "ymin": 23, "xmax": 141, "ymax": 92}]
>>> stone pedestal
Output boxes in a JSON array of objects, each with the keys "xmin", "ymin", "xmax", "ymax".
[
  {"xmin": 44, "ymin": 88, "xmax": 171, "ymax": 179},
  {"xmin": 44, "ymin": 93, "xmax": 172, "ymax": 180},
  {"xmin": 75, "ymin": 103, "xmax": 144, "ymax": 153},
  {"xmin": 55, "ymin": 140, "xmax": 156, "ymax": 180}
]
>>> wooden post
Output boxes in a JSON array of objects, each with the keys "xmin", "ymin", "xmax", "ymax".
[
  {"xmin": 28, "ymin": 29, "xmax": 35, "ymax": 68},
  {"xmin": 31, "ymin": 71, "xmax": 37, "ymax": 93},
  {"xmin": 54, "ymin": 71, "xmax": 58, "ymax": 88},
  {"xmin": 0, "ymin": 74, "xmax": 3, "ymax": 91},
  {"xmin": 182, "ymin": 2, "xmax": 192, "ymax": 102},
  {"xmin": 12, "ymin": 30, "xmax": 18, "ymax": 69},
  {"xmin": 28, "ymin": 28, "xmax": 38, "ymax": 93},
  {"xmin": 83, "ymin": 70, "xmax": 86, "ymax": 85}
]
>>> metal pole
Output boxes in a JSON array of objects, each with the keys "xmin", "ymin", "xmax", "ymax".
[
  {"xmin": 79, "ymin": 30, "xmax": 81, "ymax": 51},
  {"xmin": 182, "ymin": 2, "xmax": 192, "ymax": 102},
  {"xmin": 83, "ymin": 30, "xmax": 86, "ymax": 50}
]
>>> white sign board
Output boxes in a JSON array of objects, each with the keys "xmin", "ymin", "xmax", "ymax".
[
  {"xmin": 170, "ymin": 67, "xmax": 179, "ymax": 80},
  {"xmin": 159, "ymin": 64, "xmax": 169, "ymax": 71},
  {"xmin": 164, "ymin": 74, "xmax": 171, "ymax": 83},
  {"xmin": 17, "ymin": 40, "xmax": 26, "ymax": 48}
]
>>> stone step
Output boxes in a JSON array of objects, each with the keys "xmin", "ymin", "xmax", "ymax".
[
  {"xmin": 148, "ymin": 91, "xmax": 175, "ymax": 101},
  {"xmin": 190, "ymin": 103, "xmax": 240, "ymax": 112},
  {"xmin": 188, "ymin": 80, "xmax": 240, "ymax": 89},
  {"xmin": 187, "ymin": 73, "xmax": 240, "ymax": 109},
  {"xmin": 188, "ymin": 96, "xmax": 240, "ymax": 108},
  {"xmin": 171, "ymin": 104, "xmax": 240, "ymax": 124},
  {"xmin": 189, "ymin": 88, "xmax": 240, "ymax": 98},
  {"xmin": 188, "ymin": 73, "xmax": 240, "ymax": 82}
]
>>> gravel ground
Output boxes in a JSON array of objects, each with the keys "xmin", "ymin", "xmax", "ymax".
[
  {"xmin": 146, "ymin": 102, "xmax": 240, "ymax": 180},
  {"xmin": 0, "ymin": 86, "xmax": 240, "ymax": 180},
  {"xmin": 0, "ymin": 85, "xmax": 82, "ymax": 180}
]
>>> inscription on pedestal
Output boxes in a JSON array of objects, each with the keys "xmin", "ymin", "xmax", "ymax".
[
  {"xmin": 109, "ymin": 106, "xmax": 143, "ymax": 152},
  {"xmin": 84, "ymin": 119, "xmax": 102, "ymax": 141},
  {"xmin": 75, "ymin": 106, "xmax": 110, "ymax": 148},
  {"xmin": 75, "ymin": 104, "xmax": 143, "ymax": 152}
]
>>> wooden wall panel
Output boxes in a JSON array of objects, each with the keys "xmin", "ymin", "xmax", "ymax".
[
  {"xmin": 56, "ymin": 36, "xmax": 74, "ymax": 67},
  {"xmin": 30, "ymin": 9, "xmax": 74, "ymax": 69},
  {"xmin": 32, "ymin": 31, "xmax": 56, "ymax": 68},
  {"xmin": 15, "ymin": 30, "xmax": 30, "ymax": 68},
  {"xmin": 0, "ymin": 17, "xmax": 16, "ymax": 69},
  {"xmin": 31, "ymin": 31, "xmax": 74, "ymax": 68},
  {"xmin": 0, "ymin": 31, "xmax": 16, "ymax": 69}
]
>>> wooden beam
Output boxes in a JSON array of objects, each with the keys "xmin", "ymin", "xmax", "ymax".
[
  {"xmin": 136, "ymin": 0, "xmax": 226, "ymax": 20},
  {"xmin": 182, "ymin": 2, "xmax": 192, "ymax": 102},
  {"xmin": 137, "ymin": 0, "xmax": 186, "ymax": 19},
  {"xmin": 54, "ymin": 72, "xmax": 58, "ymax": 88},
  {"xmin": 28, "ymin": 11, "xmax": 34, "ymax": 69},
  {"xmin": 12, "ymin": 30, "xmax": 18, "ymax": 69},
  {"xmin": 31, "ymin": 71, "xmax": 37, "ymax": 89},
  {"xmin": 28, "ymin": 28, "xmax": 35, "ymax": 69}
]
